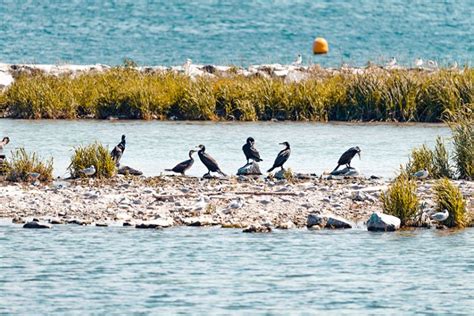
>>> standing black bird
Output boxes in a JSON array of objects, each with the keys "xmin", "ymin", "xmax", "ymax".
[
  {"xmin": 333, "ymin": 146, "xmax": 361, "ymax": 172},
  {"xmin": 196, "ymin": 144, "xmax": 227, "ymax": 177},
  {"xmin": 242, "ymin": 137, "xmax": 263, "ymax": 165},
  {"xmin": 267, "ymin": 142, "xmax": 291, "ymax": 172},
  {"xmin": 110, "ymin": 135, "xmax": 126, "ymax": 166},
  {"xmin": 165, "ymin": 150, "xmax": 196, "ymax": 175}
]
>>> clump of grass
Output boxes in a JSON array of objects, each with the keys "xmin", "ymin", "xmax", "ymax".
[
  {"xmin": 432, "ymin": 136, "xmax": 453, "ymax": 178},
  {"xmin": 283, "ymin": 168, "xmax": 294, "ymax": 182},
  {"xmin": 405, "ymin": 144, "xmax": 433, "ymax": 176},
  {"xmin": 5, "ymin": 148, "xmax": 53, "ymax": 182},
  {"xmin": 446, "ymin": 106, "xmax": 473, "ymax": 179},
  {"xmin": 68, "ymin": 142, "xmax": 115, "ymax": 179},
  {"xmin": 433, "ymin": 178, "xmax": 467, "ymax": 228},
  {"xmin": 381, "ymin": 171, "xmax": 419, "ymax": 226}
]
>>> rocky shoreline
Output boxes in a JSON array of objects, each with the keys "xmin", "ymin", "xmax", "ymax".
[
  {"xmin": 1, "ymin": 174, "xmax": 472, "ymax": 231},
  {"xmin": 0, "ymin": 61, "xmax": 459, "ymax": 89}
]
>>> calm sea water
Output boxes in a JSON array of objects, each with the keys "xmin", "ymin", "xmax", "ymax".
[
  {"xmin": 0, "ymin": 225, "xmax": 473, "ymax": 314},
  {"xmin": 1, "ymin": 0, "xmax": 472, "ymax": 66},
  {"xmin": 0, "ymin": 119, "xmax": 451, "ymax": 178}
]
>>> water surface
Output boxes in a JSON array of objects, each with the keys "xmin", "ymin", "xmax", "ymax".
[
  {"xmin": 0, "ymin": 119, "xmax": 451, "ymax": 178},
  {"xmin": 0, "ymin": 225, "xmax": 473, "ymax": 314},
  {"xmin": 1, "ymin": 0, "xmax": 472, "ymax": 66}
]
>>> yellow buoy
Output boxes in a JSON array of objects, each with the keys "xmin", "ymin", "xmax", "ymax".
[{"xmin": 313, "ymin": 37, "xmax": 329, "ymax": 54}]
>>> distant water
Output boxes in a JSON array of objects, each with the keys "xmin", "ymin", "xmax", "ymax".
[
  {"xmin": 0, "ymin": 0, "xmax": 472, "ymax": 66},
  {"xmin": 0, "ymin": 225, "xmax": 473, "ymax": 314},
  {"xmin": 0, "ymin": 119, "xmax": 451, "ymax": 178}
]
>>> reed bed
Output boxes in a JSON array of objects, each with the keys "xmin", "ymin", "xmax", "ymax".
[
  {"xmin": 446, "ymin": 107, "xmax": 473, "ymax": 179},
  {"xmin": 68, "ymin": 142, "xmax": 116, "ymax": 179},
  {"xmin": 5, "ymin": 148, "xmax": 53, "ymax": 182},
  {"xmin": 0, "ymin": 67, "xmax": 472, "ymax": 122}
]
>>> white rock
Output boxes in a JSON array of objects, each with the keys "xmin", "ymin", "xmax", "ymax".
[
  {"xmin": 367, "ymin": 212, "xmax": 401, "ymax": 232},
  {"xmin": 237, "ymin": 162, "xmax": 262, "ymax": 175}
]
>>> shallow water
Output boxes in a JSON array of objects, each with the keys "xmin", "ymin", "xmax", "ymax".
[
  {"xmin": 1, "ymin": 119, "xmax": 450, "ymax": 178},
  {"xmin": 0, "ymin": 225, "xmax": 473, "ymax": 314},
  {"xmin": 1, "ymin": 0, "xmax": 472, "ymax": 66}
]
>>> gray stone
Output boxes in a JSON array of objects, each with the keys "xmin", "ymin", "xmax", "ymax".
[
  {"xmin": 330, "ymin": 167, "xmax": 360, "ymax": 178},
  {"xmin": 367, "ymin": 212, "xmax": 401, "ymax": 232},
  {"xmin": 274, "ymin": 169, "xmax": 291, "ymax": 180},
  {"xmin": 118, "ymin": 166, "xmax": 143, "ymax": 176},
  {"xmin": 307, "ymin": 213, "xmax": 352, "ymax": 229},
  {"xmin": 23, "ymin": 221, "xmax": 52, "ymax": 229},
  {"xmin": 243, "ymin": 224, "xmax": 272, "ymax": 233},
  {"xmin": 326, "ymin": 215, "xmax": 353, "ymax": 229},
  {"xmin": 237, "ymin": 162, "xmax": 262, "ymax": 175},
  {"xmin": 307, "ymin": 213, "xmax": 326, "ymax": 228},
  {"xmin": 182, "ymin": 215, "xmax": 218, "ymax": 226}
]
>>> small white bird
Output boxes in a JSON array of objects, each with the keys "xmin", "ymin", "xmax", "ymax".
[
  {"xmin": 450, "ymin": 61, "xmax": 458, "ymax": 70},
  {"xmin": 414, "ymin": 58, "xmax": 423, "ymax": 68},
  {"xmin": 229, "ymin": 197, "xmax": 245, "ymax": 209},
  {"xmin": 427, "ymin": 60, "xmax": 438, "ymax": 68},
  {"xmin": 292, "ymin": 54, "xmax": 302, "ymax": 66},
  {"xmin": 183, "ymin": 58, "xmax": 192, "ymax": 75},
  {"xmin": 80, "ymin": 165, "xmax": 96, "ymax": 177},
  {"xmin": 193, "ymin": 195, "xmax": 208, "ymax": 211},
  {"xmin": 430, "ymin": 209, "xmax": 449, "ymax": 222},
  {"xmin": 412, "ymin": 168, "xmax": 429, "ymax": 180},
  {"xmin": 387, "ymin": 57, "xmax": 397, "ymax": 67}
]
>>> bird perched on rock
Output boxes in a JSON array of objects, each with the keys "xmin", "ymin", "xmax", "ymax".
[
  {"xmin": 110, "ymin": 135, "xmax": 126, "ymax": 166},
  {"xmin": 267, "ymin": 142, "xmax": 291, "ymax": 172},
  {"xmin": 430, "ymin": 209, "xmax": 449, "ymax": 222},
  {"xmin": 196, "ymin": 144, "xmax": 227, "ymax": 177},
  {"xmin": 80, "ymin": 165, "xmax": 96, "ymax": 177},
  {"xmin": 333, "ymin": 146, "xmax": 361, "ymax": 172},
  {"xmin": 292, "ymin": 54, "xmax": 302, "ymax": 66},
  {"xmin": 183, "ymin": 58, "xmax": 192, "ymax": 75},
  {"xmin": 412, "ymin": 168, "xmax": 429, "ymax": 180},
  {"xmin": 166, "ymin": 150, "xmax": 196, "ymax": 175},
  {"xmin": 242, "ymin": 137, "xmax": 262, "ymax": 165}
]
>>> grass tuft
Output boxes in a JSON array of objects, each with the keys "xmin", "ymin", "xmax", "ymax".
[
  {"xmin": 68, "ymin": 142, "xmax": 116, "ymax": 179},
  {"xmin": 445, "ymin": 106, "xmax": 473, "ymax": 179},
  {"xmin": 5, "ymin": 148, "xmax": 53, "ymax": 182},
  {"xmin": 381, "ymin": 171, "xmax": 419, "ymax": 226},
  {"xmin": 433, "ymin": 178, "xmax": 467, "ymax": 228}
]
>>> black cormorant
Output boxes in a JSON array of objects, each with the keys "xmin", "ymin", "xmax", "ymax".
[
  {"xmin": 110, "ymin": 135, "xmax": 126, "ymax": 166},
  {"xmin": 166, "ymin": 150, "xmax": 196, "ymax": 175},
  {"xmin": 267, "ymin": 142, "xmax": 291, "ymax": 172},
  {"xmin": 333, "ymin": 146, "xmax": 361, "ymax": 171},
  {"xmin": 196, "ymin": 144, "xmax": 227, "ymax": 177},
  {"xmin": 242, "ymin": 137, "xmax": 262, "ymax": 164},
  {"xmin": 0, "ymin": 137, "xmax": 10, "ymax": 160}
]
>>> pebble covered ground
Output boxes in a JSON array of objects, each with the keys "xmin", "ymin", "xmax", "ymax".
[{"xmin": 1, "ymin": 174, "xmax": 472, "ymax": 230}]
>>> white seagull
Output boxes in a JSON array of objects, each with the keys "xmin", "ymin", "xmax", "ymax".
[
  {"xmin": 193, "ymin": 195, "xmax": 209, "ymax": 211},
  {"xmin": 292, "ymin": 54, "xmax": 302, "ymax": 66},
  {"xmin": 229, "ymin": 197, "xmax": 245, "ymax": 209},
  {"xmin": 430, "ymin": 209, "xmax": 449, "ymax": 222},
  {"xmin": 413, "ymin": 168, "xmax": 429, "ymax": 180},
  {"xmin": 414, "ymin": 58, "xmax": 423, "ymax": 68},
  {"xmin": 427, "ymin": 60, "xmax": 438, "ymax": 68},
  {"xmin": 386, "ymin": 57, "xmax": 397, "ymax": 68},
  {"xmin": 450, "ymin": 61, "xmax": 458, "ymax": 70},
  {"xmin": 183, "ymin": 58, "xmax": 192, "ymax": 75},
  {"xmin": 80, "ymin": 165, "xmax": 96, "ymax": 177}
]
